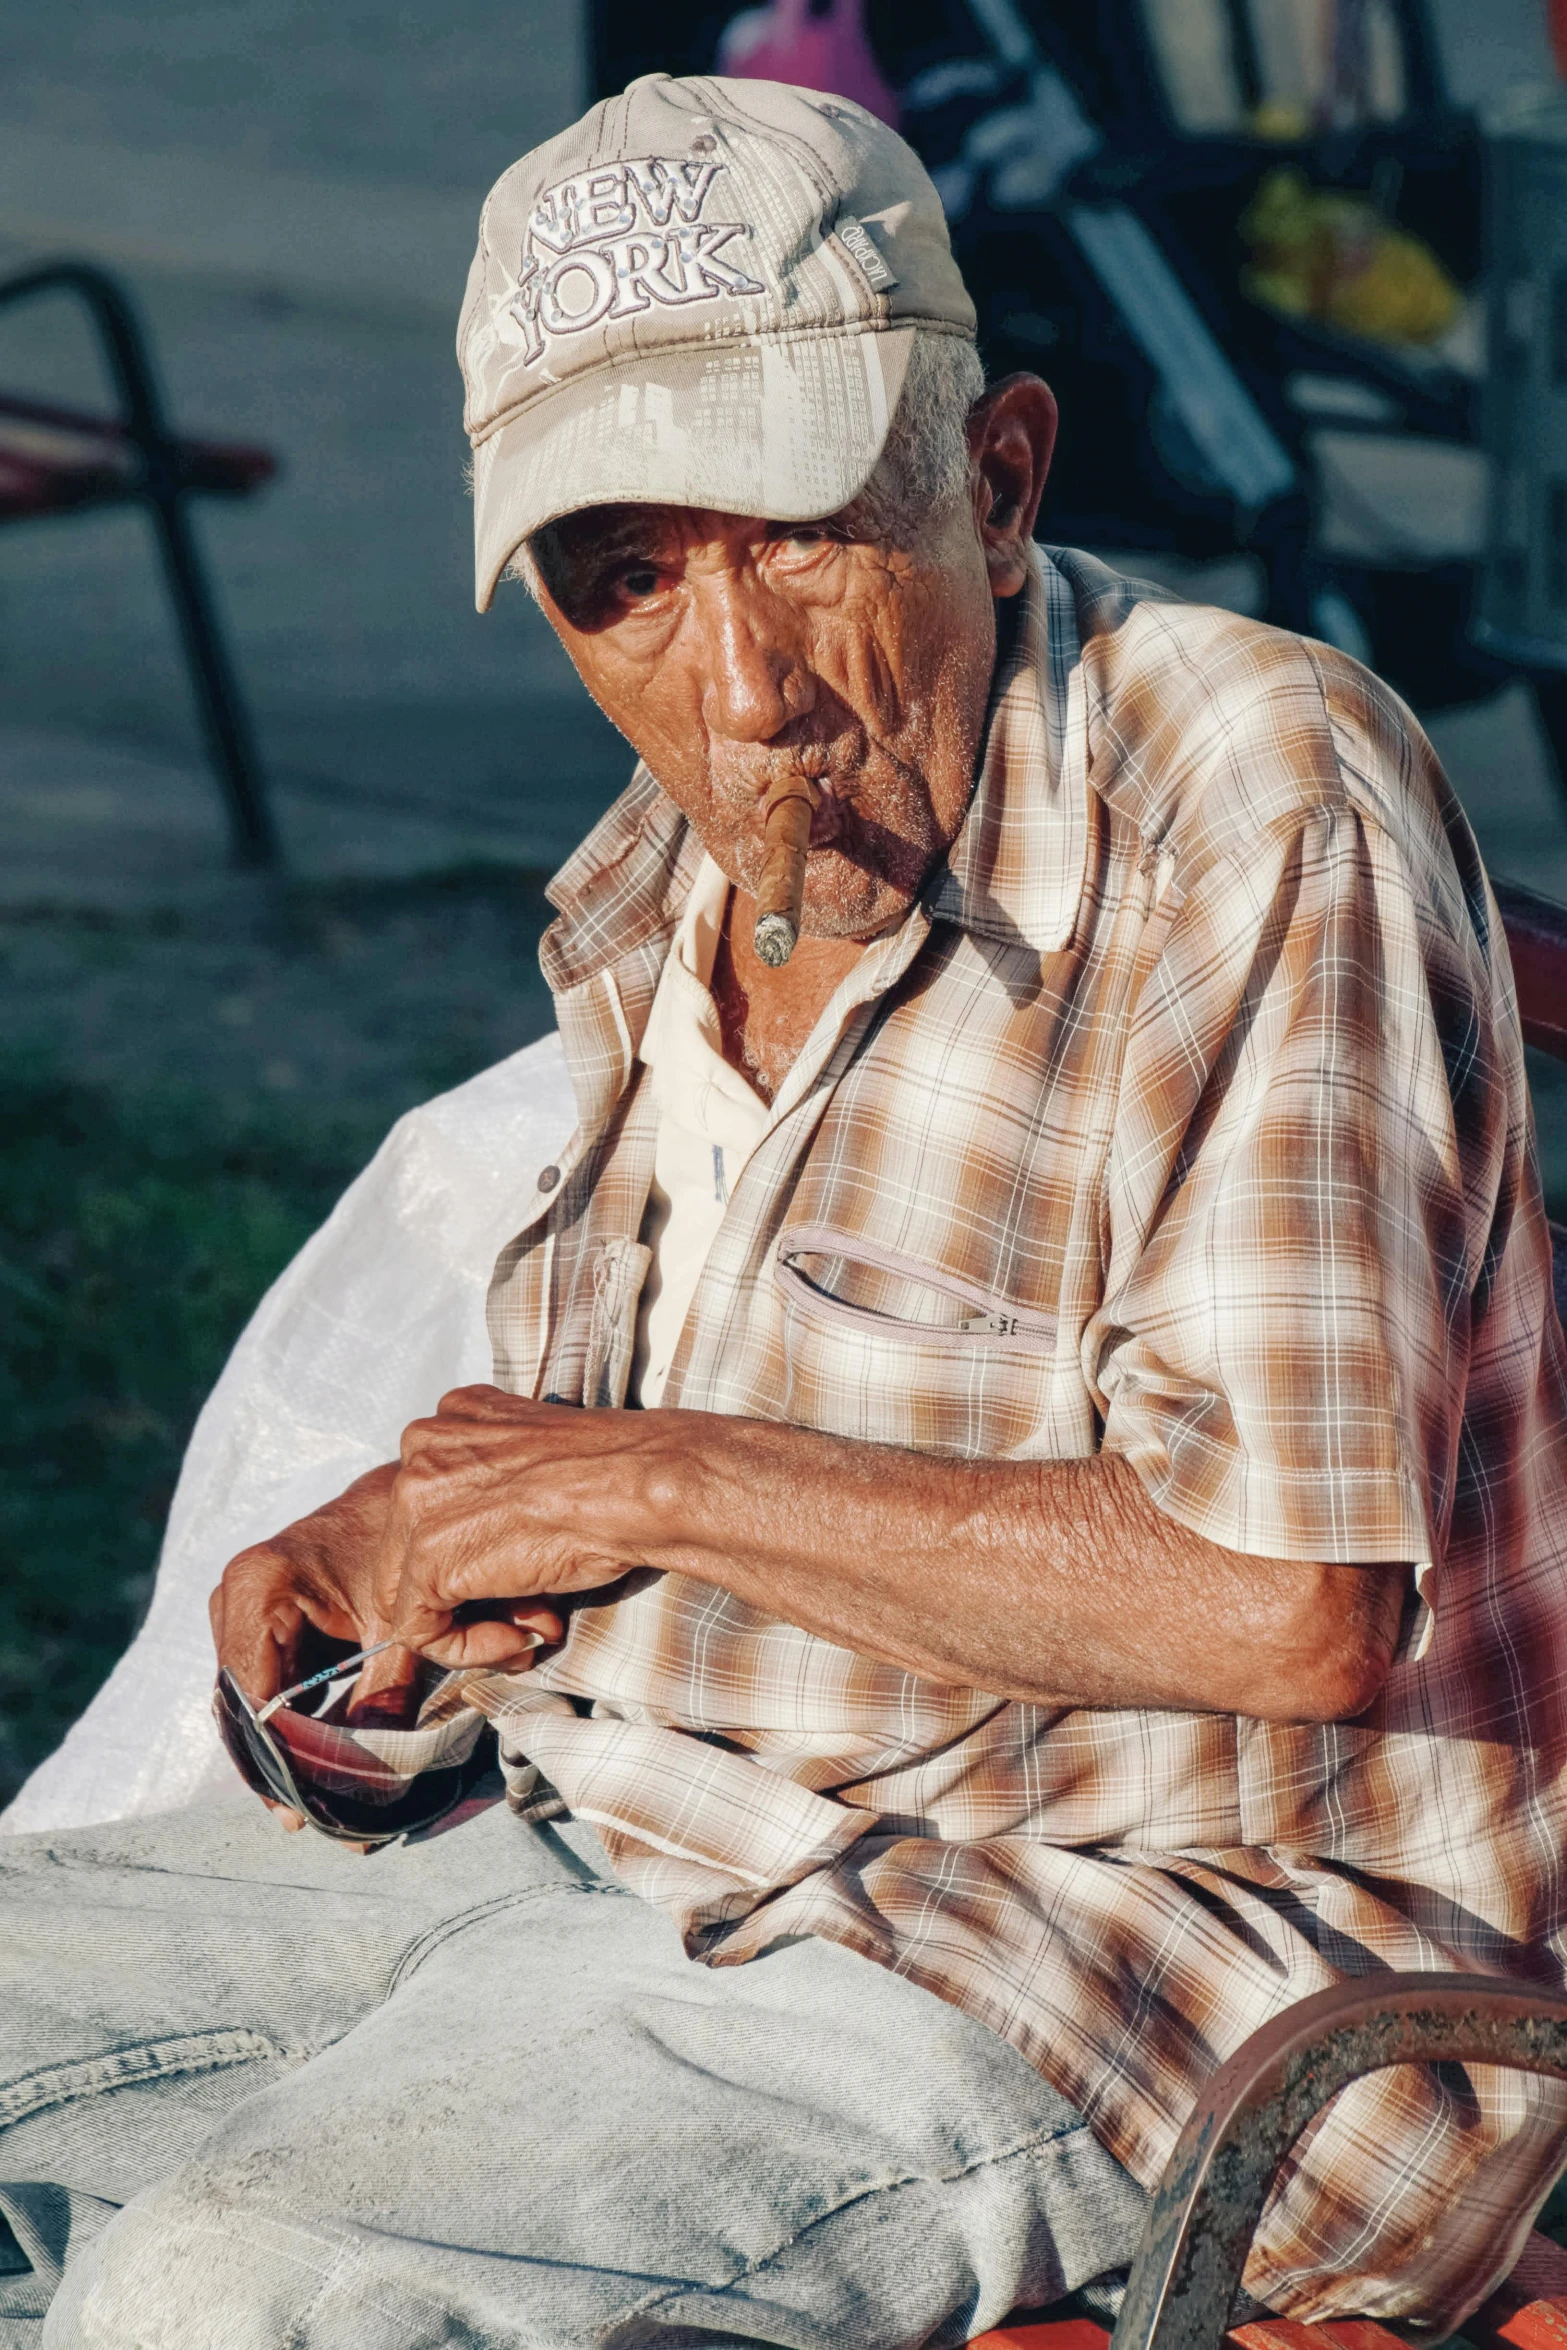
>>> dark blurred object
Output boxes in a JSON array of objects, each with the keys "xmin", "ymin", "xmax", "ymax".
[
  {"xmin": 1475, "ymin": 93, "xmax": 1567, "ymax": 689},
  {"xmin": 592, "ymin": 0, "xmax": 1567, "ymax": 798},
  {"xmin": 718, "ymin": 0, "xmax": 901, "ymax": 124},
  {"xmin": 1489, "ymin": 875, "xmax": 1567, "ymax": 1322},
  {"xmin": 0, "ymin": 262, "xmax": 279, "ymax": 866},
  {"xmin": 1239, "ymin": 165, "xmax": 1462, "ymax": 343},
  {"xmin": 1496, "ymin": 876, "xmax": 1567, "ymax": 1061}
]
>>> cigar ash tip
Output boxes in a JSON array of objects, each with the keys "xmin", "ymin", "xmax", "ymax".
[{"xmin": 753, "ymin": 911, "xmax": 799, "ymax": 967}]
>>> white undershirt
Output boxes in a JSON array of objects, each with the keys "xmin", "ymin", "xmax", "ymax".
[{"xmin": 632, "ymin": 855, "xmax": 865, "ymax": 1409}]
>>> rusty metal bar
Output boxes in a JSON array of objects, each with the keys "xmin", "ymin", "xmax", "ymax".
[{"xmin": 1111, "ymin": 1974, "xmax": 1567, "ymax": 2350}]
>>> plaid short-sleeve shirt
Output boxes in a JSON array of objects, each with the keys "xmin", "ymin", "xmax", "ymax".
[{"xmin": 477, "ymin": 549, "xmax": 1567, "ymax": 2330}]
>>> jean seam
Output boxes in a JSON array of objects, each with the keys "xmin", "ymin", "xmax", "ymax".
[
  {"xmin": 609, "ymin": 2113, "xmax": 1100, "ymax": 2334},
  {"xmin": 386, "ymin": 1878, "xmax": 623, "ymax": 1996},
  {"xmin": 118, "ymin": 2115, "xmax": 1098, "ymax": 2339},
  {"xmin": 0, "ymin": 2030, "xmax": 287, "ymax": 2134}
]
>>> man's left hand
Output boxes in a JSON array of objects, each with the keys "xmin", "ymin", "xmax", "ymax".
[
  {"xmin": 376, "ymin": 1381, "xmax": 1406, "ymax": 1723},
  {"xmin": 375, "ymin": 1385, "xmax": 668, "ymax": 1668}
]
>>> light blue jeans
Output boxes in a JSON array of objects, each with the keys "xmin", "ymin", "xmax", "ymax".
[{"xmin": 0, "ymin": 1782, "xmax": 1145, "ymax": 2349}]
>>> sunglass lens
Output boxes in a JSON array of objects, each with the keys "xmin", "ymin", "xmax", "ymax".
[
  {"xmin": 212, "ymin": 1673, "xmax": 491, "ymax": 1844},
  {"xmin": 212, "ymin": 1674, "xmax": 305, "ymax": 1810}
]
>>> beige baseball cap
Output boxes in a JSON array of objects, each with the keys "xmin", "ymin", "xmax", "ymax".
[{"xmin": 458, "ymin": 71, "xmax": 977, "ymax": 611}]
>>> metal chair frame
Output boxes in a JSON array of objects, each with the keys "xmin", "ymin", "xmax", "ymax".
[
  {"xmin": 0, "ymin": 260, "xmax": 278, "ymax": 865},
  {"xmin": 1114, "ymin": 1977, "xmax": 1567, "ymax": 2350}
]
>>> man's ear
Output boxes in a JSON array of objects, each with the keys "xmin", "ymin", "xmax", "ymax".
[{"xmin": 966, "ymin": 374, "xmax": 1059, "ymax": 599}]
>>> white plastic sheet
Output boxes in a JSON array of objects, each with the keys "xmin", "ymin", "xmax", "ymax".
[{"xmin": 1, "ymin": 1033, "xmax": 575, "ymax": 1837}]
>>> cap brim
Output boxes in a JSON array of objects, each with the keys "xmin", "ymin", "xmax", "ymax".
[{"xmin": 472, "ymin": 324, "xmax": 917, "ymax": 611}]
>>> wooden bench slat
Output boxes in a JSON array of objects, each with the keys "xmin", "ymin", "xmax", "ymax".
[
  {"xmin": 1470, "ymin": 2305, "xmax": 1567, "ymax": 2350},
  {"xmin": 967, "ymin": 2320, "xmax": 1111, "ymax": 2349},
  {"xmin": 0, "ymin": 388, "xmax": 276, "ymax": 523},
  {"xmin": 1229, "ymin": 2323, "xmax": 1407, "ymax": 2350},
  {"xmin": 0, "ymin": 450, "xmax": 131, "ymax": 516},
  {"xmin": 0, "ymin": 414, "xmax": 139, "ymax": 470},
  {"xmin": 1465, "ymin": 2233, "xmax": 1567, "ymax": 2350}
]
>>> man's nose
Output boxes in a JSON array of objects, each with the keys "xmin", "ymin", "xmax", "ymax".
[{"xmin": 695, "ymin": 577, "xmax": 815, "ymax": 745}]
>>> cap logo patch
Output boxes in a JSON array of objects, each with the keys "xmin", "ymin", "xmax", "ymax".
[
  {"xmin": 836, "ymin": 216, "xmax": 898, "ymax": 293},
  {"xmin": 507, "ymin": 157, "xmax": 766, "ymax": 366}
]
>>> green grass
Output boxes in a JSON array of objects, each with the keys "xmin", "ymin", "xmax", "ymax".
[{"xmin": 0, "ymin": 1060, "xmax": 369, "ymax": 1809}]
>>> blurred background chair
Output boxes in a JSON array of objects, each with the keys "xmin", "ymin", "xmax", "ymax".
[
  {"xmin": 0, "ymin": 261, "xmax": 278, "ymax": 863},
  {"xmin": 594, "ymin": 0, "xmax": 1567, "ymax": 801},
  {"xmin": 1494, "ymin": 876, "xmax": 1567, "ymax": 1322}
]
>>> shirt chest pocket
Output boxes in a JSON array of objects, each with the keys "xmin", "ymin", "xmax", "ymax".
[{"xmin": 772, "ymin": 1224, "xmax": 1073, "ymax": 1460}]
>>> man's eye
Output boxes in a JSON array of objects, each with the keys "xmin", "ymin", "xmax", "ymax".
[
  {"xmin": 782, "ymin": 527, "xmax": 829, "ymax": 548},
  {"xmin": 615, "ymin": 564, "xmax": 664, "ymax": 602}
]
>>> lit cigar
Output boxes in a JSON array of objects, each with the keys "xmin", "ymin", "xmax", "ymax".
[{"xmin": 752, "ymin": 775, "xmax": 820, "ymax": 967}]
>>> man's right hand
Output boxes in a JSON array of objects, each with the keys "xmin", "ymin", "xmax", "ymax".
[
  {"xmin": 210, "ymin": 1462, "xmax": 409, "ymax": 1704},
  {"xmin": 210, "ymin": 1460, "xmax": 565, "ymax": 1834},
  {"xmin": 210, "ymin": 1462, "xmax": 423, "ymax": 1829}
]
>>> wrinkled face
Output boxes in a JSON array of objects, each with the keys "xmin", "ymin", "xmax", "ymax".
[{"xmin": 531, "ymin": 470, "xmax": 1001, "ymax": 942}]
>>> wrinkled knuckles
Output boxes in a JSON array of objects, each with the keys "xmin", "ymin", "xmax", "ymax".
[
  {"xmin": 397, "ymin": 1417, "xmax": 444, "ymax": 1464},
  {"xmin": 222, "ymin": 1540, "xmax": 282, "ymax": 1584},
  {"xmin": 391, "ymin": 1448, "xmax": 454, "ymax": 1509}
]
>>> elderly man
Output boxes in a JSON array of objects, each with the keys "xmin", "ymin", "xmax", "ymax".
[{"xmin": 4, "ymin": 70, "xmax": 1567, "ymax": 2350}]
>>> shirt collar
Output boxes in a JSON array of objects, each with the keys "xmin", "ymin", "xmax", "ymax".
[
  {"xmin": 639, "ymin": 854, "xmax": 770, "ymax": 1154},
  {"xmin": 539, "ymin": 767, "xmax": 700, "ymax": 1001},
  {"xmin": 925, "ymin": 548, "xmax": 1089, "ymax": 957}
]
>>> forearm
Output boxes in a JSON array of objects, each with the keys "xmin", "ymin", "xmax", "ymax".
[
  {"xmin": 378, "ymin": 1389, "xmax": 1404, "ymax": 1717},
  {"xmin": 631, "ymin": 1414, "xmax": 1403, "ymax": 1720}
]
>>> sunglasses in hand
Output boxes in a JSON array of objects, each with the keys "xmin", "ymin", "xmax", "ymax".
[{"xmin": 212, "ymin": 1638, "xmax": 537, "ymax": 1846}]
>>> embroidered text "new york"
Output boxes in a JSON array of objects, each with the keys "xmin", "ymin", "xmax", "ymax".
[{"xmin": 508, "ymin": 158, "xmax": 765, "ymax": 364}]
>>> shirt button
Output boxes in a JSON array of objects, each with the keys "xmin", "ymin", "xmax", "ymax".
[{"xmin": 537, "ymin": 1164, "xmax": 560, "ymax": 1193}]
